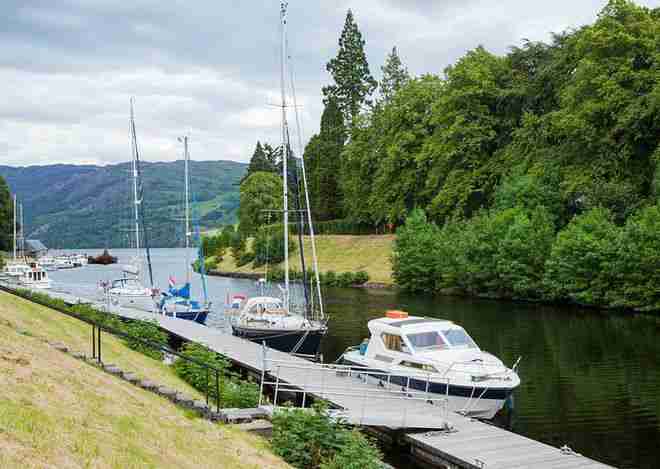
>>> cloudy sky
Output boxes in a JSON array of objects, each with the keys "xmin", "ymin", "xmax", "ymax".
[{"xmin": 2, "ymin": 0, "xmax": 659, "ymax": 167}]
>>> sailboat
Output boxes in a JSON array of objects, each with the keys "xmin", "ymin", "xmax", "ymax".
[
  {"xmin": 157, "ymin": 135, "xmax": 210, "ymax": 324},
  {"xmin": 2, "ymin": 196, "xmax": 33, "ymax": 281},
  {"xmin": 105, "ymin": 99, "xmax": 156, "ymax": 311},
  {"xmin": 231, "ymin": 1, "xmax": 327, "ymax": 357}
]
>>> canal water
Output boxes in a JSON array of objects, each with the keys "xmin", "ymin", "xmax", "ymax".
[{"xmin": 50, "ymin": 248, "xmax": 660, "ymax": 469}]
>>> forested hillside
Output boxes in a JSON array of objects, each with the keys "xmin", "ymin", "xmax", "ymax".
[
  {"xmin": 0, "ymin": 160, "xmax": 245, "ymax": 248},
  {"xmin": 301, "ymin": 0, "xmax": 659, "ymax": 311}
]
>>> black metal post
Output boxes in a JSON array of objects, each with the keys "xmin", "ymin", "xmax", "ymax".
[
  {"xmin": 206, "ymin": 367, "xmax": 209, "ymax": 406},
  {"xmin": 92, "ymin": 324, "xmax": 96, "ymax": 359},
  {"xmin": 97, "ymin": 326, "xmax": 102, "ymax": 364},
  {"xmin": 215, "ymin": 370, "xmax": 220, "ymax": 413}
]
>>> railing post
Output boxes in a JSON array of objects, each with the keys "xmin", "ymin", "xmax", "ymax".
[
  {"xmin": 97, "ymin": 326, "xmax": 102, "ymax": 364},
  {"xmin": 206, "ymin": 367, "xmax": 209, "ymax": 406},
  {"xmin": 259, "ymin": 342, "xmax": 267, "ymax": 407},
  {"xmin": 274, "ymin": 365, "xmax": 281, "ymax": 407},
  {"xmin": 91, "ymin": 324, "xmax": 96, "ymax": 360},
  {"xmin": 215, "ymin": 369, "xmax": 220, "ymax": 414}
]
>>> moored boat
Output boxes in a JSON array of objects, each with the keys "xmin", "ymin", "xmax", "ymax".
[
  {"xmin": 19, "ymin": 262, "xmax": 51, "ymax": 289},
  {"xmin": 341, "ymin": 310, "xmax": 521, "ymax": 420}
]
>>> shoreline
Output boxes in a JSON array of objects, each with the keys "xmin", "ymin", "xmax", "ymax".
[{"xmin": 206, "ymin": 269, "xmax": 395, "ymax": 290}]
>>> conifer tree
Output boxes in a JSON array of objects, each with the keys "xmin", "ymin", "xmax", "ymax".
[
  {"xmin": 245, "ymin": 141, "xmax": 275, "ymax": 177},
  {"xmin": 380, "ymin": 46, "xmax": 409, "ymax": 103},
  {"xmin": 0, "ymin": 176, "xmax": 12, "ymax": 253},
  {"xmin": 303, "ymin": 98, "xmax": 346, "ymax": 220},
  {"xmin": 323, "ymin": 9, "xmax": 377, "ymax": 127}
]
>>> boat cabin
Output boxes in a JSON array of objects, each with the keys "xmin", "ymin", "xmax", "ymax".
[
  {"xmin": 111, "ymin": 277, "xmax": 146, "ymax": 290},
  {"xmin": 240, "ymin": 296, "xmax": 287, "ymax": 316},
  {"xmin": 360, "ymin": 311, "xmax": 480, "ymax": 371}
]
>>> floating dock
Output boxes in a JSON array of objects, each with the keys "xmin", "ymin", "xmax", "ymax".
[{"xmin": 8, "ymin": 285, "xmax": 615, "ymax": 469}]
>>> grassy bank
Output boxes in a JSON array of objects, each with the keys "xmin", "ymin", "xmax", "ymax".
[
  {"xmin": 215, "ymin": 235, "xmax": 394, "ymax": 284},
  {"xmin": 0, "ymin": 292, "xmax": 289, "ymax": 468}
]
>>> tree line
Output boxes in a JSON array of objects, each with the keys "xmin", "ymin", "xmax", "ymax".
[{"xmin": 388, "ymin": 1, "xmax": 660, "ymax": 311}]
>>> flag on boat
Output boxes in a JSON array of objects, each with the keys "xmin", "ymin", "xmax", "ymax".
[{"xmin": 168, "ymin": 275, "xmax": 176, "ymax": 288}]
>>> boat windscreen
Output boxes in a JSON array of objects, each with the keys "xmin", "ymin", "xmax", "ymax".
[
  {"xmin": 406, "ymin": 331, "xmax": 448, "ymax": 351},
  {"xmin": 442, "ymin": 328, "xmax": 477, "ymax": 348}
]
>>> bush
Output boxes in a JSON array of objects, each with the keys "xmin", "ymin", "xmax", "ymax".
[
  {"xmin": 122, "ymin": 319, "xmax": 168, "ymax": 360},
  {"xmin": 271, "ymin": 403, "xmax": 382, "ymax": 469},
  {"xmin": 253, "ymin": 227, "xmax": 296, "ymax": 267},
  {"xmin": 543, "ymin": 208, "xmax": 620, "ymax": 306},
  {"xmin": 392, "ymin": 209, "xmax": 442, "ymax": 293},
  {"xmin": 610, "ymin": 204, "xmax": 660, "ymax": 311},
  {"xmin": 264, "ymin": 219, "xmax": 378, "ymax": 236},
  {"xmin": 173, "ymin": 342, "xmax": 260, "ymax": 408}
]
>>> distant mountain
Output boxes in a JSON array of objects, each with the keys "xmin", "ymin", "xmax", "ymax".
[{"xmin": 0, "ymin": 160, "xmax": 246, "ymax": 249}]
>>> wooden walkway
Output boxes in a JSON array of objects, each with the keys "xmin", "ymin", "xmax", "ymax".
[{"xmin": 11, "ymin": 285, "xmax": 616, "ymax": 468}]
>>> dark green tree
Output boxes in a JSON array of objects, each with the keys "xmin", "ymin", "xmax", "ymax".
[
  {"xmin": 323, "ymin": 9, "xmax": 377, "ymax": 127},
  {"xmin": 238, "ymin": 171, "xmax": 283, "ymax": 235},
  {"xmin": 263, "ymin": 143, "xmax": 281, "ymax": 169},
  {"xmin": 244, "ymin": 141, "xmax": 276, "ymax": 180},
  {"xmin": 379, "ymin": 46, "xmax": 409, "ymax": 103},
  {"xmin": 303, "ymin": 98, "xmax": 346, "ymax": 220},
  {"xmin": 0, "ymin": 176, "xmax": 12, "ymax": 253}
]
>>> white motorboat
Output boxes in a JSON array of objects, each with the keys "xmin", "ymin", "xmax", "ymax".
[
  {"xmin": 2, "ymin": 261, "xmax": 31, "ymax": 280},
  {"xmin": 19, "ymin": 262, "xmax": 51, "ymax": 289},
  {"xmin": 341, "ymin": 311, "xmax": 521, "ymax": 420},
  {"xmin": 55, "ymin": 256, "xmax": 76, "ymax": 269},
  {"xmin": 106, "ymin": 276, "xmax": 155, "ymax": 311},
  {"xmin": 37, "ymin": 255, "xmax": 58, "ymax": 271}
]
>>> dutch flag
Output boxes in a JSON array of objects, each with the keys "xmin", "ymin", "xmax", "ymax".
[{"xmin": 168, "ymin": 275, "xmax": 176, "ymax": 288}]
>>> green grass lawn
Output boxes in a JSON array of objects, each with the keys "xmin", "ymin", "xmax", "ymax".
[
  {"xmin": 0, "ymin": 292, "xmax": 289, "ymax": 468},
  {"xmin": 215, "ymin": 234, "xmax": 395, "ymax": 284}
]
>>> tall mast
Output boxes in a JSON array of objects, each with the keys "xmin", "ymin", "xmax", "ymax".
[
  {"xmin": 12, "ymin": 195, "xmax": 16, "ymax": 260},
  {"xmin": 183, "ymin": 136, "xmax": 191, "ymax": 285},
  {"xmin": 288, "ymin": 51, "xmax": 324, "ymax": 321},
  {"xmin": 280, "ymin": 1, "xmax": 290, "ymax": 310},
  {"xmin": 19, "ymin": 202, "xmax": 24, "ymax": 257},
  {"xmin": 130, "ymin": 98, "xmax": 141, "ymax": 256}
]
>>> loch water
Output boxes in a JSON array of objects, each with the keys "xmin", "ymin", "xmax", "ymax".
[{"xmin": 50, "ymin": 248, "xmax": 660, "ymax": 469}]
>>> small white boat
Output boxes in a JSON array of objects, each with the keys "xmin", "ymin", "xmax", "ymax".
[
  {"xmin": 70, "ymin": 254, "xmax": 88, "ymax": 267},
  {"xmin": 341, "ymin": 311, "xmax": 521, "ymax": 420},
  {"xmin": 38, "ymin": 255, "xmax": 58, "ymax": 271},
  {"xmin": 19, "ymin": 262, "xmax": 51, "ymax": 289},
  {"xmin": 106, "ymin": 276, "xmax": 155, "ymax": 311},
  {"xmin": 2, "ymin": 261, "xmax": 31, "ymax": 280},
  {"xmin": 55, "ymin": 256, "xmax": 76, "ymax": 269}
]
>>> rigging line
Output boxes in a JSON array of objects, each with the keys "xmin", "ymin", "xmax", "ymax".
[{"xmin": 286, "ymin": 36, "xmax": 324, "ymax": 321}]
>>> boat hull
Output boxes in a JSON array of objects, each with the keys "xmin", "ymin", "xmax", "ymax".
[
  {"xmin": 232, "ymin": 325, "xmax": 326, "ymax": 356},
  {"xmin": 342, "ymin": 356, "xmax": 515, "ymax": 420},
  {"xmin": 109, "ymin": 293, "xmax": 155, "ymax": 312},
  {"xmin": 162, "ymin": 309, "xmax": 209, "ymax": 325}
]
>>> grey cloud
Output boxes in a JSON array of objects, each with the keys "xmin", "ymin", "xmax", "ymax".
[{"xmin": 2, "ymin": 0, "xmax": 659, "ymax": 166}]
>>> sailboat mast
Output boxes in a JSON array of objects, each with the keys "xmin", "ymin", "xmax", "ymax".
[
  {"xmin": 183, "ymin": 136, "xmax": 191, "ymax": 285},
  {"xmin": 12, "ymin": 195, "xmax": 16, "ymax": 260},
  {"xmin": 280, "ymin": 1, "xmax": 290, "ymax": 310},
  {"xmin": 130, "ymin": 99, "xmax": 141, "ymax": 256}
]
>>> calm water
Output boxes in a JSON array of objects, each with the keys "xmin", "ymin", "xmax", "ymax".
[{"xmin": 50, "ymin": 248, "xmax": 660, "ymax": 469}]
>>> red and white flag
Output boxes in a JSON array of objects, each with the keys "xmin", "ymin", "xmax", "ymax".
[{"xmin": 168, "ymin": 276, "xmax": 176, "ymax": 288}]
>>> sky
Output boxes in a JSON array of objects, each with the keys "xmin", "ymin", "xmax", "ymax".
[{"xmin": 1, "ymin": 0, "xmax": 659, "ymax": 167}]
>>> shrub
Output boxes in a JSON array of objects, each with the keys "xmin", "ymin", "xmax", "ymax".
[
  {"xmin": 253, "ymin": 227, "xmax": 296, "ymax": 267},
  {"xmin": 174, "ymin": 342, "xmax": 260, "ymax": 408},
  {"xmin": 271, "ymin": 403, "xmax": 382, "ymax": 469},
  {"xmin": 122, "ymin": 319, "xmax": 168, "ymax": 360},
  {"xmin": 392, "ymin": 209, "xmax": 442, "ymax": 293},
  {"xmin": 543, "ymin": 208, "xmax": 620, "ymax": 306},
  {"xmin": 352, "ymin": 271, "xmax": 369, "ymax": 285}
]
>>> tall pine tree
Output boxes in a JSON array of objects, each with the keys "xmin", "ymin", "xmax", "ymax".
[
  {"xmin": 304, "ymin": 98, "xmax": 346, "ymax": 220},
  {"xmin": 380, "ymin": 46, "xmax": 410, "ymax": 103},
  {"xmin": 0, "ymin": 176, "xmax": 13, "ymax": 253},
  {"xmin": 323, "ymin": 9, "xmax": 377, "ymax": 128},
  {"xmin": 245, "ymin": 141, "xmax": 276, "ymax": 178}
]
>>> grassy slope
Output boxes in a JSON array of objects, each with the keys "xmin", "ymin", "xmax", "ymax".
[
  {"xmin": 216, "ymin": 235, "xmax": 395, "ymax": 284},
  {"xmin": 0, "ymin": 292, "xmax": 289, "ymax": 469}
]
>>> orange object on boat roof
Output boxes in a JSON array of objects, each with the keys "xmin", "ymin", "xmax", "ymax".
[{"xmin": 386, "ymin": 310, "xmax": 409, "ymax": 319}]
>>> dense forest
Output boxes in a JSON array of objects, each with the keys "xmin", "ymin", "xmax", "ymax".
[{"xmin": 237, "ymin": 0, "xmax": 659, "ymax": 312}]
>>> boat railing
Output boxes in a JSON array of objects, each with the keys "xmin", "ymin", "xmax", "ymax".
[{"xmin": 258, "ymin": 350, "xmax": 454, "ymax": 426}]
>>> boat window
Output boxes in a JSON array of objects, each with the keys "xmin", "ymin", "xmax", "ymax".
[
  {"xmin": 400, "ymin": 361, "xmax": 438, "ymax": 373},
  {"xmin": 406, "ymin": 331, "xmax": 448, "ymax": 351},
  {"xmin": 381, "ymin": 333, "xmax": 409, "ymax": 353},
  {"xmin": 442, "ymin": 328, "xmax": 477, "ymax": 348}
]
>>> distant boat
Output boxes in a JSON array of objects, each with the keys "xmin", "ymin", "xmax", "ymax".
[
  {"xmin": 231, "ymin": 2, "xmax": 327, "ymax": 357},
  {"xmin": 88, "ymin": 249, "xmax": 118, "ymax": 265},
  {"xmin": 157, "ymin": 136, "xmax": 210, "ymax": 324},
  {"xmin": 104, "ymin": 99, "xmax": 156, "ymax": 312}
]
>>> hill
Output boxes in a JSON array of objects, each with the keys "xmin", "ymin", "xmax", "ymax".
[
  {"xmin": 0, "ymin": 291, "xmax": 288, "ymax": 468},
  {"xmin": 0, "ymin": 160, "xmax": 246, "ymax": 248}
]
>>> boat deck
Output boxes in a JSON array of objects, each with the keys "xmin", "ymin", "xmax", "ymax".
[{"xmin": 8, "ymin": 284, "xmax": 615, "ymax": 469}]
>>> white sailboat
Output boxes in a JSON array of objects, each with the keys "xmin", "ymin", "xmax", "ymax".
[
  {"xmin": 156, "ymin": 135, "xmax": 210, "ymax": 324},
  {"xmin": 231, "ymin": 1, "xmax": 327, "ymax": 357},
  {"xmin": 2, "ymin": 195, "xmax": 31, "ymax": 281},
  {"xmin": 105, "ymin": 99, "xmax": 155, "ymax": 311}
]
